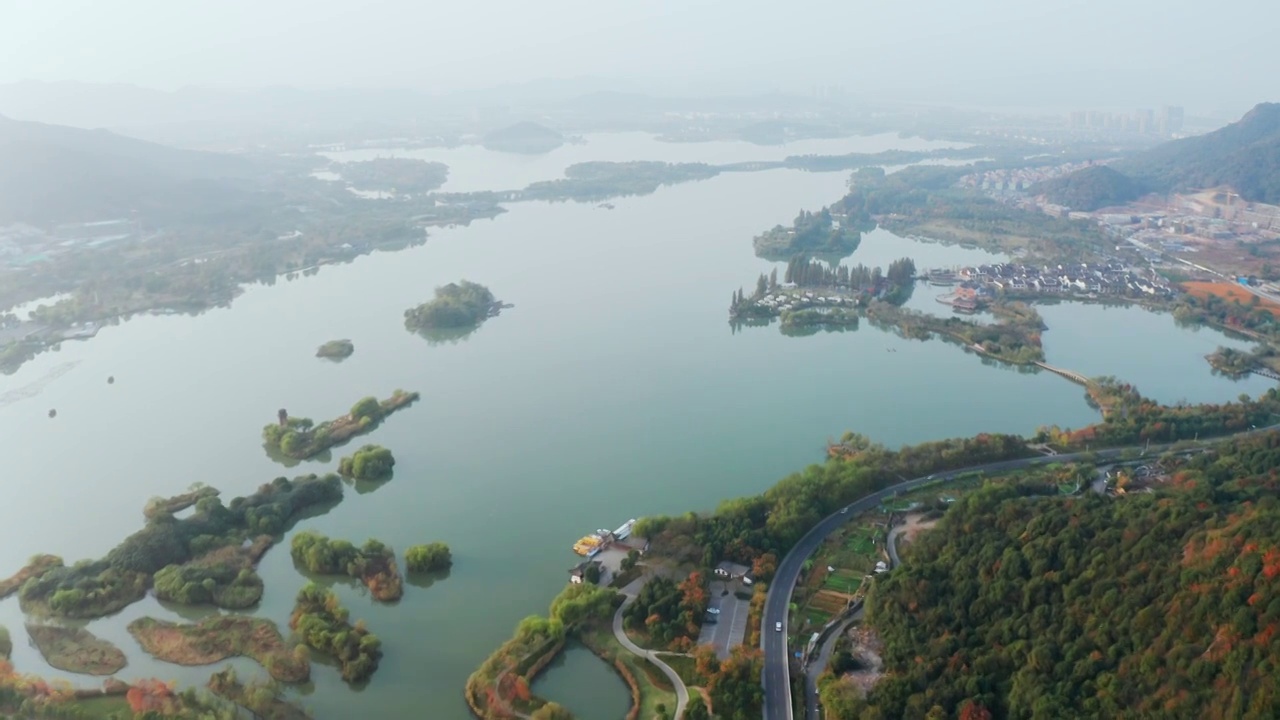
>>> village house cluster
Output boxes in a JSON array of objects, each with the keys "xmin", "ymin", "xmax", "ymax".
[{"xmin": 952, "ymin": 262, "xmax": 1173, "ymax": 297}]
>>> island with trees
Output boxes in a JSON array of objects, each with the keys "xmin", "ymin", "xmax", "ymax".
[
  {"xmin": 315, "ymin": 339, "xmax": 354, "ymax": 360},
  {"xmin": 753, "ymin": 208, "xmax": 868, "ymax": 260},
  {"xmin": 403, "ymin": 281, "xmax": 507, "ymax": 336},
  {"xmin": 262, "ymin": 390, "xmax": 419, "ymax": 461},
  {"xmin": 482, "ymin": 121, "xmax": 564, "ymax": 154},
  {"xmin": 289, "ymin": 583, "xmax": 382, "ymax": 683},
  {"xmin": 16, "ymin": 474, "xmax": 344, "ymax": 619},
  {"xmin": 129, "ymin": 616, "xmax": 310, "ymax": 683},
  {"xmin": 405, "ymin": 542, "xmax": 452, "ymax": 573},
  {"xmin": 337, "ymin": 444, "xmax": 395, "ymax": 481},
  {"xmin": 290, "ymin": 531, "xmax": 403, "ymax": 602}
]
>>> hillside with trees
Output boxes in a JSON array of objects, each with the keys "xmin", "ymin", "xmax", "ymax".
[
  {"xmin": 849, "ymin": 431, "xmax": 1280, "ymax": 719},
  {"xmin": 482, "ymin": 121, "xmax": 564, "ymax": 154},
  {"xmin": 1032, "ymin": 164, "xmax": 1145, "ymax": 210},
  {"xmin": 0, "ymin": 114, "xmax": 266, "ymax": 224}
]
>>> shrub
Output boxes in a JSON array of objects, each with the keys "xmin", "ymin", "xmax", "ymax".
[{"xmin": 405, "ymin": 542, "xmax": 452, "ymax": 572}]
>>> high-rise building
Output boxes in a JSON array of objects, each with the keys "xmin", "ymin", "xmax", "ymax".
[{"xmin": 1160, "ymin": 106, "xmax": 1185, "ymax": 135}]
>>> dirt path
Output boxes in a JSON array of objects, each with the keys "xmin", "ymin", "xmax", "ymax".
[{"xmin": 887, "ymin": 513, "xmax": 938, "ymax": 568}]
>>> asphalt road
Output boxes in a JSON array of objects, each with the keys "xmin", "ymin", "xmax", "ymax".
[{"xmin": 761, "ymin": 427, "xmax": 1280, "ymax": 720}]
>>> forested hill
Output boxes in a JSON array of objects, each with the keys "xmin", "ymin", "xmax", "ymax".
[
  {"xmin": 1032, "ymin": 165, "xmax": 1143, "ymax": 211},
  {"xmin": 0, "ymin": 114, "xmax": 266, "ymax": 224},
  {"xmin": 1043, "ymin": 102, "xmax": 1280, "ymax": 208},
  {"xmin": 1115, "ymin": 101, "xmax": 1280, "ymax": 204},
  {"xmin": 853, "ymin": 431, "xmax": 1280, "ymax": 719}
]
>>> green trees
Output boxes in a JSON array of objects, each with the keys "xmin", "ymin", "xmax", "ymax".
[
  {"xmin": 709, "ymin": 647, "xmax": 765, "ymax": 720},
  {"xmin": 290, "ymin": 531, "xmax": 403, "ymax": 601},
  {"xmin": 404, "ymin": 281, "xmax": 500, "ymax": 331},
  {"xmin": 261, "ymin": 392, "xmax": 418, "ymax": 460},
  {"xmin": 0, "ymin": 625, "xmax": 9, "ymax": 659},
  {"xmin": 349, "ymin": 396, "xmax": 383, "ymax": 423},
  {"xmin": 337, "ymin": 444, "xmax": 395, "ymax": 481},
  {"xmin": 288, "ymin": 583, "xmax": 381, "ymax": 683},
  {"xmin": 623, "ymin": 573, "xmax": 708, "ymax": 649},
  {"xmin": 405, "ymin": 542, "xmax": 452, "ymax": 572},
  {"xmin": 854, "ymin": 432, "xmax": 1280, "ymax": 717},
  {"xmin": 529, "ymin": 702, "xmax": 573, "ymax": 720}
]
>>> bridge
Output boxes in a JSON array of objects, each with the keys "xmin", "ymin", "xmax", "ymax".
[
  {"xmin": 1033, "ymin": 361, "xmax": 1092, "ymax": 386},
  {"xmin": 1251, "ymin": 367, "xmax": 1280, "ymax": 381}
]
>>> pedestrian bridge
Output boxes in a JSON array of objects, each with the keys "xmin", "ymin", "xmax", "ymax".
[{"xmin": 1033, "ymin": 361, "xmax": 1092, "ymax": 386}]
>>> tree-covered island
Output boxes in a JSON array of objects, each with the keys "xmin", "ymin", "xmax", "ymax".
[
  {"xmin": 337, "ymin": 444, "xmax": 395, "ymax": 481},
  {"xmin": 289, "ymin": 583, "xmax": 382, "ymax": 683},
  {"xmin": 405, "ymin": 542, "xmax": 452, "ymax": 572},
  {"xmin": 263, "ymin": 390, "xmax": 419, "ymax": 461},
  {"xmin": 753, "ymin": 207, "xmax": 870, "ymax": 260},
  {"xmin": 290, "ymin": 531, "xmax": 403, "ymax": 602},
  {"xmin": 315, "ymin": 339, "xmax": 354, "ymax": 360},
  {"xmin": 403, "ymin": 281, "xmax": 507, "ymax": 335}
]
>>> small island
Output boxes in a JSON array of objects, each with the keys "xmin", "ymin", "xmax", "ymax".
[
  {"xmin": 263, "ymin": 390, "xmax": 419, "ymax": 461},
  {"xmin": 26, "ymin": 624, "xmax": 127, "ymax": 675},
  {"xmin": 753, "ymin": 208, "xmax": 866, "ymax": 260},
  {"xmin": 482, "ymin": 121, "xmax": 564, "ymax": 154},
  {"xmin": 152, "ymin": 535, "xmax": 273, "ymax": 609},
  {"xmin": 289, "ymin": 583, "xmax": 382, "ymax": 683},
  {"xmin": 405, "ymin": 542, "xmax": 452, "ymax": 573},
  {"xmin": 128, "ymin": 616, "xmax": 309, "ymax": 683},
  {"xmin": 404, "ymin": 281, "xmax": 507, "ymax": 335},
  {"xmin": 337, "ymin": 444, "xmax": 395, "ymax": 481},
  {"xmin": 315, "ymin": 339, "xmax": 354, "ymax": 361},
  {"xmin": 291, "ymin": 531, "xmax": 403, "ymax": 602},
  {"xmin": 0, "ymin": 625, "xmax": 10, "ymax": 659}
]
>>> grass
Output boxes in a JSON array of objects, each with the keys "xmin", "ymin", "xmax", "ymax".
[
  {"xmin": 26, "ymin": 624, "xmax": 126, "ymax": 675},
  {"xmin": 581, "ymin": 623, "xmax": 677, "ymax": 720},
  {"xmin": 658, "ymin": 653, "xmax": 700, "ymax": 688},
  {"xmin": 69, "ymin": 696, "xmax": 132, "ymax": 720}
]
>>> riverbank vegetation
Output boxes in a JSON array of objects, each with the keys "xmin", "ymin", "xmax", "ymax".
[
  {"xmin": 465, "ymin": 583, "xmax": 619, "ymax": 719},
  {"xmin": 26, "ymin": 624, "xmax": 126, "ymax": 675},
  {"xmin": 289, "ymin": 583, "xmax": 382, "ymax": 683},
  {"xmin": 315, "ymin": 339, "xmax": 354, "ymax": 360},
  {"xmin": 262, "ymin": 390, "xmax": 419, "ymax": 460},
  {"xmin": 843, "ymin": 165, "xmax": 1111, "ymax": 261},
  {"xmin": 403, "ymin": 281, "xmax": 504, "ymax": 333},
  {"xmin": 0, "ymin": 627, "xmax": 9, "ymax": 659},
  {"xmin": 129, "ymin": 616, "xmax": 309, "ymax": 683},
  {"xmin": 208, "ymin": 667, "xmax": 313, "ymax": 720},
  {"xmin": 17, "ymin": 474, "xmax": 343, "ymax": 619},
  {"xmin": 337, "ymin": 444, "xmax": 395, "ymax": 481},
  {"xmin": 290, "ymin": 531, "xmax": 403, "ymax": 602},
  {"xmin": 405, "ymin": 542, "xmax": 452, "ymax": 572},
  {"xmin": 1038, "ymin": 379, "xmax": 1280, "ymax": 448},
  {"xmin": 855, "ymin": 431, "xmax": 1280, "ymax": 718}
]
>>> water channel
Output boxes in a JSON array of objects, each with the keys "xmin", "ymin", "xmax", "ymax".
[{"xmin": 0, "ymin": 132, "xmax": 1269, "ymax": 718}]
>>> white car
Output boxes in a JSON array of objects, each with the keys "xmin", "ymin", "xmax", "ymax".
[
  {"xmin": 775, "ymin": 621, "xmax": 782, "ymax": 632},
  {"xmin": 707, "ymin": 607, "xmax": 721, "ymax": 615}
]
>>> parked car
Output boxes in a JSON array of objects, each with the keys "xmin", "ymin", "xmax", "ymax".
[{"xmin": 707, "ymin": 607, "xmax": 721, "ymax": 615}]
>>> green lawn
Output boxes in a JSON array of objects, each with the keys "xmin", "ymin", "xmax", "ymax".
[{"xmin": 658, "ymin": 653, "xmax": 700, "ymax": 688}]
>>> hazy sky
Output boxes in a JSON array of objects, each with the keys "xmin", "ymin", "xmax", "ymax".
[{"xmin": 2, "ymin": 0, "xmax": 1276, "ymax": 113}]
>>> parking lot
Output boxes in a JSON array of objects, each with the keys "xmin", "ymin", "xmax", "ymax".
[{"xmin": 697, "ymin": 580, "xmax": 750, "ymax": 659}]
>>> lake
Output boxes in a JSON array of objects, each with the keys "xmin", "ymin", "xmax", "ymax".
[{"xmin": 0, "ymin": 132, "xmax": 1268, "ymax": 718}]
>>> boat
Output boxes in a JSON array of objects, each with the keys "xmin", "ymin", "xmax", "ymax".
[
  {"xmin": 613, "ymin": 519, "xmax": 637, "ymax": 541},
  {"xmin": 572, "ymin": 534, "xmax": 604, "ymax": 555}
]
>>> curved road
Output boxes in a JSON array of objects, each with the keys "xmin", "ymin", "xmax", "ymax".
[
  {"xmin": 761, "ymin": 427, "xmax": 1278, "ymax": 720},
  {"xmin": 615, "ymin": 593, "xmax": 689, "ymax": 719}
]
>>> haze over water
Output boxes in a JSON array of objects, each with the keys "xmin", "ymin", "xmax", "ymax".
[{"xmin": 0, "ymin": 133, "xmax": 1267, "ymax": 718}]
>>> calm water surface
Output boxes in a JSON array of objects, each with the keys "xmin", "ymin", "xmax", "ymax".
[{"xmin": 0, "ymin": 133, "xmax": 1267, "ymax": 718}]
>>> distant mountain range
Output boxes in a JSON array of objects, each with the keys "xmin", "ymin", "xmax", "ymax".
[
  {"xmin": 0, "ymin": 114, "xmax": 268, "ymax": 225},
  {"xmin": 1037, "ymin": 102, "xmax": 1280, "ymax": 209}
]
